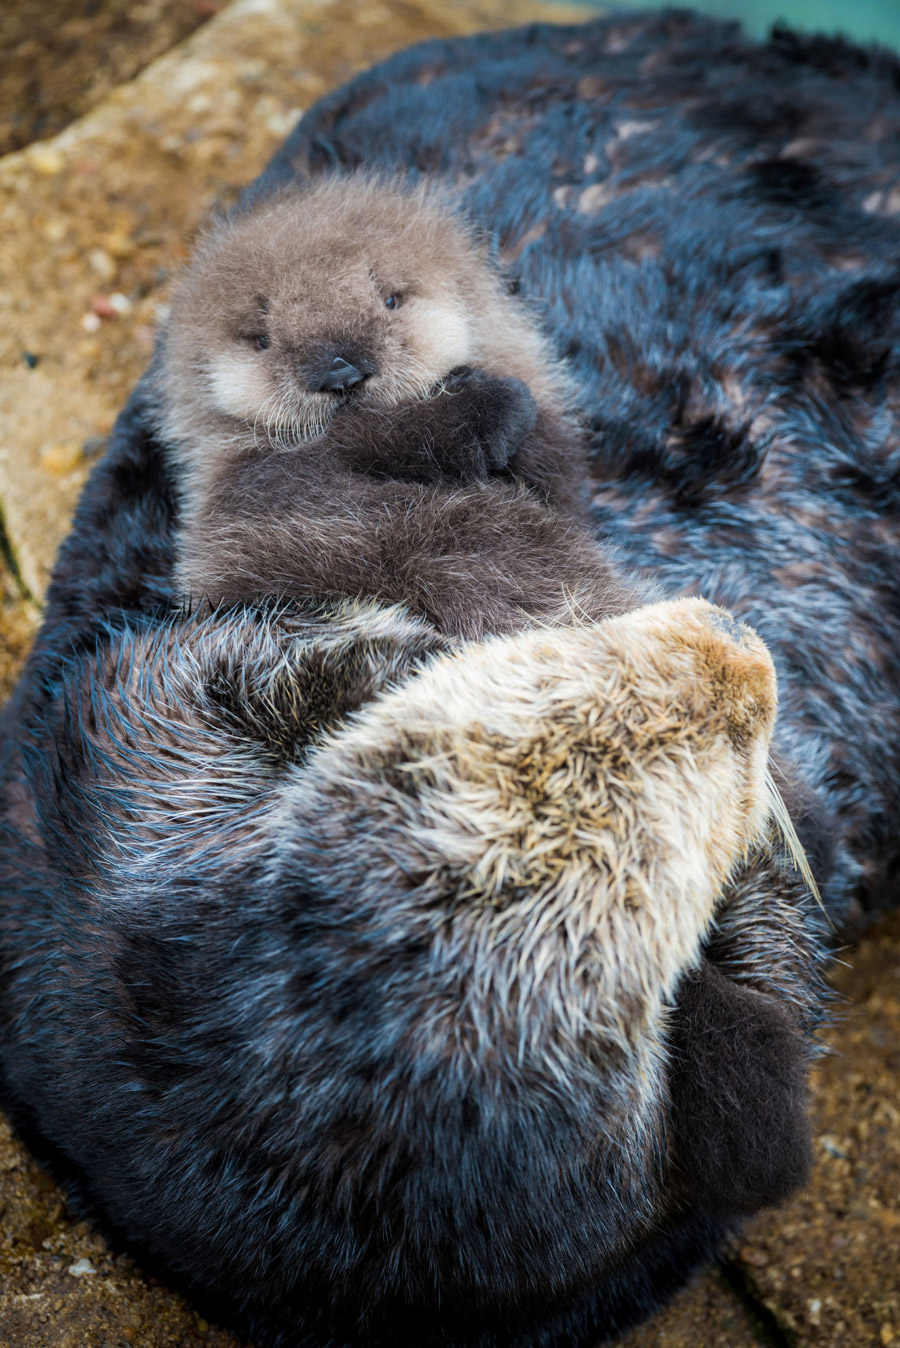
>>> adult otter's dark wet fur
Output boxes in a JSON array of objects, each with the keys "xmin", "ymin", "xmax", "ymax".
[
  {"xmin": 2, "ymin": 8, "xmax": 900, "ymax": 1347},
  {"xmin": 156, "ymin": 177, "xmax": 630, "ymax": 637},
  {"xmin": 0, "ymin": 595, "xmax": 824, "ymax": 1348}
]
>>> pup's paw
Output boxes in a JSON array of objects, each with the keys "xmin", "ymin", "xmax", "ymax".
[{"xmin": 442, "ymin": 367, "xmax": 538, "ymax": 475}]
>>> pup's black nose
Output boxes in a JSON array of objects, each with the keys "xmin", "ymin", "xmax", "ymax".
[{"xmin": 318, "ymin": 357, "xmax": 366, "ymax": 392}]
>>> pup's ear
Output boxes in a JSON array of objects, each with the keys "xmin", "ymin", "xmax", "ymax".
[{"xmin": 668, "ymin": 960, "xmax": 813, "ymax": 1217}]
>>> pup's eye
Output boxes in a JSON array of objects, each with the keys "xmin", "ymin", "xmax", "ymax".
[
  {"xmin": 384, "ymin": 294, "xmax": 402, "ymax": 311},
  {"xmin": 249, "ymin": 334, "xmax": 269, "ymax": 350}
]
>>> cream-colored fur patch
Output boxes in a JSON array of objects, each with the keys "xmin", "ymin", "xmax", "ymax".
[
  {"xmin": 206, "ymin": 352, "xmax": 272, "ymax": 424},
  {"xmin": 402, "ymin": 299, "xmax": 473, "ymax": 375}
]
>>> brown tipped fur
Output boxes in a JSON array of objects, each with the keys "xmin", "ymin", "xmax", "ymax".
[{"xmin": 152, "ymin": 176, "xmax": 642, "ymax": 636}]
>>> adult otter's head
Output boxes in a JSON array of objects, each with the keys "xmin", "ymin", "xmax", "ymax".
[
  {"xmin": 262, "ymin": 597, "xmax": 823, "ymax": 1312},
  {"xmin": 157, "ymin": 176, "xmax": 551, "ymax": 464}
]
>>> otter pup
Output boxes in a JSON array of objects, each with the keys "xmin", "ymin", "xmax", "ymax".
[{"xmin": 154, "ymin": 176, "xmax": 640, "ymax": 637}]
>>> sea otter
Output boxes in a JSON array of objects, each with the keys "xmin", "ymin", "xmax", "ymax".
[
  {"xmin": 8, "ymin": 9, "xmax": 900, "ymax": 1348},
  {"xmin": 0, "ymin": 589, "xmax": 823, "ymax": 1348},
  {"xmin": 153, "ymin": 176, "xmax": 640, "ymax": 638}
]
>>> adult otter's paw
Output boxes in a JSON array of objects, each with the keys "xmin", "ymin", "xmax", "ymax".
[
  {"xmin": 667, "ymin": 833, "xmax": 829, "ymax": 1219},
  {"xmin": 670, "ymin": 959, "xmax": 813, "ymax": 1216}
]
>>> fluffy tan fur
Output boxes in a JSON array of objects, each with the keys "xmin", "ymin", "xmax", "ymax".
[{"xmin": 150, "ymin": 176, "xmax": 620, "ymax": 633}]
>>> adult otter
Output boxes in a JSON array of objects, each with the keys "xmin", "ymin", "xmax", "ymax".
[
  {"xmin": 154, "ymin": 176, "xmax": 637, "ymax": 638},
  {"xmin": 0, "ymin": 590, "xmax": 823, "ymax": 1348}
]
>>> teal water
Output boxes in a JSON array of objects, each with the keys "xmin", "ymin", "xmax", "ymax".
[{"xmin": 550, "ymin": 1, "xmax": 900, "ymax": 53}]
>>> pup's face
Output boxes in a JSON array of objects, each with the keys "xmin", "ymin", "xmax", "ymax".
[{"xmin": 165, "ymin": 182, "xmax": 492, "ymax": 445}]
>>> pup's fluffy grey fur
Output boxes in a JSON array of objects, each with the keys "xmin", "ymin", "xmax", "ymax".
[{"xmin": 154, "ymin": 176, "xmax": 639, "ymax": 637}]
